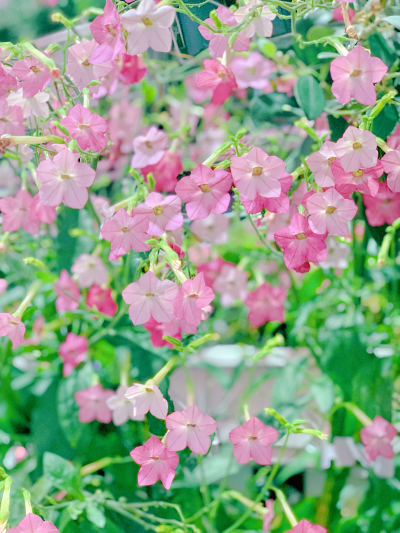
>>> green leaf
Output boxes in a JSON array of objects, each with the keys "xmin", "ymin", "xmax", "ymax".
[
  {"xmin": 369, "ymin": 33, "xmax": 397, "ymax": 67},
  {"xmin": 371, "ymin": 103, "xmax": 398, "ymax": 139},
  {"xmin": 306, "ymin": 25, "xmax": 334, "ymax": 41},
  {"xmin": 294, "ymin": 75, "xmax": 326, "ymax": 120},
  {"xmin": 311, "ymin": 375, "xmax": 335, "ymax": 413},
  {"xmin": 43, "ymin": 452, "xmax": 81, "ymax": 496},
  {"xmin": 86, "ymin": 504, "xmax": 106, "ymax": 528},
  {"xmin": 327, "ymin": 115, "xmax": 348, "ymax": 142},
  {"xmin": 383, "ymin": 16, "xmax": 400, "ymax": 29},
  {"xmin": 258, "ymin": 38, "xmax": 277, "ymax": 58}
]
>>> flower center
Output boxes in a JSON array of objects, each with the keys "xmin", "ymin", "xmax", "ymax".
[
  {"xmin": 325, "ymin": 206, "xmax": 336, "ymax": 214},
  {"xmin": 121, "ymin": 227, "xmax": 130, "ymax": 233},
  {"xmin": 187, "ymin": 423, "xmax": 196, "ymax": 427},
  {"xmin": 81, "ymin": 59, "xmax": 90, "ymax": 66},
  {"xmin": 199, "ymin": 184, "xmax": 211, "ymax": 193},
  {"xmin": 0, "ymin": 118, "xmax": 8, "ymax": 123},
  {"xmin": 327, "ymin": 157, "xmax": 336, "ymax": 166},
  {"xmin": 249, "ymin": 67, "xmax": 256, "ymax": 74},
  {"xmin": 60, "ymin": 174, "xmax": 70, "ymax": 180},
  {"xmin": 78, "ymin": 124, "xmax": 89, "ymax": 130},
  {"xmin": 146, "ymin": 293, "xmax": 155, "ymax": 297},
  {"xmin": 145, "ymin": 387, "xmax": 153, "ymax": 392},
  {"xmin": 153, "ymin": 205, "xmax": 164, "ymax": 216},
  {"xmin": 350, "ymin": 69, "xmax": 361, "ymax": 77},
  {"xmin": 150, "ymin": 456, "xmax": 159, "ymax": 460},
  {"xmin": 352, "ymin": 169, "xmax": 364, "ymax": 178},
  {"xmin": 9, "ymin": 319, "xmax": 19, "ymax": 325},
  {"xmin": 352, "ymin": 142, "xmax": 362, "ymax": 149},
  {"xmin": 30, "ymin": 65, "xmax": 41, "ymax": 73},
  {"xmin": 252, "ymin": 166, "xmax": 263, "ymax": 176},
  {"xmin": 106, "ymin": 24, "xmax": 117, "ymax": 36},
  {"xmin": 217, "ymin": 71, "xmax": 227, "ymax": 79},
  {"xmin": 145, "ymin": 141, "xmax": 153, "ymax": 149},
  {"xmin": 295, "ymin": 233, "xmax": 306, "ymax": 240},
  {"xmin": 142, "ymin": 17, "xmax": 153, "ymax": 26},
  {"xmin": 188, "ymin": 294, "xmax": 197, "ymax": 298},
  {"xmin": 249, "ymin": 436, "xmax": 257, "ymax": 440}
]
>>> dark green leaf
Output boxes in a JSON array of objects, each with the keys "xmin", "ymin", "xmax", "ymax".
[
  {"xmin": 294, "ymin": 75, "xmax": 326, "ymax": 120},
  {"xmin": 43, "ymin": 452, "xmax": 81, "ymax": 496}
]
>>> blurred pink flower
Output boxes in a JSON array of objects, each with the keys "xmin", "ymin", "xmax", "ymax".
[
  {"xmin": 71, "ymin": 254, "xmax": 108, "ymax": 288},
  {"xmin": 230, "ymin": 52, "xmax": 274, "ymax": 90},
  {"xmin": 119, "ymin": 53, "xmax": 147, "ymax": 85},
  {"xmin": 213, "ymin": 265, "xmax": 248, "ymax": 307},
  {"xmin": 143, "ymin": 317, "xmax": 196, "ymax": 348},
  {"xmin": 66, "ymin": 39, "xmax": 113, "ymax": 92},
  {"xmin": 332, "ymin": 4, "xmax": 355, "ymax": 22},
  {"xmin": 30, "ymin": 194, "xmax": 57, "ymax": 225},
  {"xmin": 89, "ymin": 0, "xmax": 125, "ymax": 63},
  {"xmin": 7, "ymin": 89, "xmax": 49, "ymax": 119},
  {"xmin": 59, "ymin": 333, "xmax": 88, "ymax": 377},
  {"xmin": 286, "ymin": 519, "xmax": 327, "ymax": 533},
  {"xmin": 190, "ymin": 213, "xmax": 230, "ymax": 244},
  {"xmin": 141, "ymin": 151, "xmax": 183, "ymax": 192},
  {"xmin": 60, "ymin": 104, "xmax": 108, "ymax": 153},
  {"xmin": 229, "ymin": 416, "xmax": 278, "ymax": 465},
  {"xmin": 131, "ymin": 126, "xmax": 168, "ymax": 168},
  {"xmin": 12, "ymin": 57, "xmax": 51, "ymax": 98},
  {"xmin": 0, "ymin": 190, "xmax": 40, "ymax": 234},
  {"xmin": 245, "ymin": 283, "xmax": 286, "ymax": 327},
  {"xmin": 0, "ymin": 313, "xmax": 25, "ymax": 349},
  {"xmin": 331, "ymin": 160, "xmax": 383, "ymax": 197},
  {"xmin": 0, "ymin": 101, "xmax": 25, "ymax": 136},
  {"xmin": 74, "ymin": 384, "xmax": 114, "ymax": 423},
  {"xmin": 0, "ymin": 279, "xmax": 7, "ymax": 294},
  {"xmin": 166, "ymin": 405, "xmax": 217, "ymax": 454},
  {"xmin": 174, "ymin": 273, "xmax": 215, "ymax": 327},
  {"xmin": 100, "ymin": 208, "xmax": 151, "ymax": 257},
  {"xmin": 382, "ymin": 149, "xmax": 400, "ymax": 192},
  {"xmin": 133, "ymin": 192, "xmax": 183, "ymax": 236},
  {"xmin": 363, "ymin": 181, "xmax": 400, "ymax": 226},
  {"xmin": 125, "ymin": 382, "xmax": 168, "ymax": 419},
  {"xmin": 262, "ymin": 499, "xmax": 275, "ymax": 533},
  {"xmin": 0, "ymin": 63, "xmax": 17, "ymax": 99},
  {"xmin": 334, "ymin": 127, "xmax": 377, "ymax": 172},
  {"xmin": 107, "ymin": 385, "xmax": 144, "ymax": 426},
  {"xmin": 54, "ymin": 270, "xmax": 80, "ymax": 312},
  {"xmin": 7, "ymin": 513, "xmax": 58, "ymax": 533},
  {"xmin": 306, "ymin": 141, "xmax": 337, "ymax": 188},
  {"xmin": 108, "ymin": 100, "xmax": 142, "ymax": 154},
  {"xmin": 360, "ymin": 415, "xmax": 397, "ymax": 462},
  {"xmin": 196, "ymin": 59, "xmax": 237, "ymax": 105},
  {"xmin": 87, "ymin": 285, "xmax": 118, "ymax": 316},
  {"xmin": 387, "ymin": 124, "xmax": 400, "ymax": 150},
  {"xmin": 307, "ymin": 188, "xmax": 358, "ymax": 237},
  {"xmin": 234, "ymin": 0, "xmax": 276, "ymax": 37}
]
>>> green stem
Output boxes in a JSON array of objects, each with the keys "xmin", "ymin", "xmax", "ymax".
[{"xmin": 13, "ymin": 280, "xmax": 42, "ymax": 320}]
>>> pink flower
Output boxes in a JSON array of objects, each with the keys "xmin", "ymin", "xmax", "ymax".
[
  {"xmin": 198, "ymin": 5, "xmax": 249, "ymax": 59},
  {"xmin": 54, "ymin": 270, "xmax": 80, "ymax": 312},
  {"xmin": 7, "ymin": 89, "xmax": 49, "ymax": 119},
  {"xmin": 274, "ymin": 213, "xmax": 327, "ymax": 271},
  {"xmin": 230, "ymin": 147, "xmax": 284, "ymax": 201},
  {"xmin": 320, "ymin": 235, "xmax": 350, "ymax": 269},
  {"xmin": 100, "ymin": 208, "xmax": 151, "ymax": 257},
  {"xmin": 36, "ymin": 149, "xmax": 95, "ymax": 209},
  {"xmin": 331, "ymin": 160, "xmax": 383, "ymax": 197},
  {"xmin": 306, "ymin": 141, "xmax": 337, "ymax": 188},
  {"xmin": 12, "ymin": 57, "xmax": 51, "ymax": 98},
  {"xmin": 262, "ymin": 500, "xmax": 275, "ymax": 533},
  {"xmin": 388, "ymin": 124, "xmax": 400, "ymax": 150},
  {"xmin": 7, "ymin": 513, "xmax": 59, "ymax": 533},
  {"xmin": 240, "ymin": 172, "xmax": 292, "ymax": 214},
  {"xmin": 122, "ymin": 270, "xmax": 179, "ymax": 325},
  {"xmin": 133, "ymin": 192, "xmax": 183, "ymax": 236},
  {"xmin": 121, "ymin": 0, "xmax": 175, "ymax": 54},
  {"xmin": 190, "ymin": 213, "xmax": 230, "ymax": 244},
  {"xmin": 30, "ymin": 194, "xmax": 57, "ymax": 225},
  {"xmin": 60, "ymin": 105, "xmax": 108, "ymax": 153},
  {"xmin": 0, "ymin": 313, "xmax": 25, "ymax": 349},
  {"xmin": 89, "ymin": 0, "xmax": 125, "ymax": 63},
  {"xmin": 360, "ymin": 415, "xmax": 397, "ymax": 462},
  {"xmin": 131, "ymin": 126, "xmax": 168, "ymax": 168},
  {"xmin": 130, "ymin": 435, "xmax": 179, "ymax": 489},
  {"xmin": 107, "ymin": 385, "xmax": 145, "ymax": 426},
  {"xmin": 0, "ymin": 190, "xmax": 40, "ymax": 234},
  {"xmin": 330, "ymin": 45, "xmax": 387, "ymax": 106},
  {"xmin": 87, "ymin": 285, "xmax": 118, "ymax": 316},
  {"xmin": 213, "ymin": 265, "xmax": 248, "ymax": 307},
  {"xmin": 175, "ymin": 164, "xmax": 232, "ymax": 220},
  {"xmin": 0, "ymin": 279, "xmax": 7, "ymax": 294},
  {"xmin": 66, "ymin": 40, "xmax": 113, "ymax": 92},
  {"xmin": 234, "ymin": 0, "xmax": 276, "ymax": 38},
  {"xmin": 196, "ymin": 59, "xmax": 238, "ymax": 105},
  {"xmin": 142, "ymin": 317, "xmax": 195, "ymax": 348},
  {"xmin": 71, "ymin": 254, "xmax": 108, "ymax": 288},
  {"xmin": 382, "ymin": 149, "xmax": 400, "ymax": 192},
  {"xmin": 245, "ymin": 283, "xmax": 286, "ymax": 327},
  {"xmin": 141, "ymin": 152, "xmax": 183, "ymax": 192},
  {"xmin": 363, "ymin": 181, "xmax": 400, "ymax": 226},
  {"xmin": 230, "ymin": 52, "xmax": 274, "ymax": 90},
  {"xmin": 59, "ymin": 333, "xmax": 88, "ymax": 377},
  {"xmin": 119, "ymin": 53, "xmax": 147, "ymax": 85},
  {"xmin": 332, "ymin": 4, "xmax": 355, "ymax": 22},
  {"xmin": 229, "ymin": 416, "xmax": 279, "ymax": 465},
  {"xmin": 0, "ymin": 63, "xmax": 17, "ymax": 100},
  {"xmin": 306, "ymin": 188, "xmax": 358, "ymax": 237},
  {"xmin": 74, "ymin": 384, "xmax": 114, "ymax": 423},
  {"xmin": 174, "ymin": 273, "xmax": 215, "ymax": 327},
  {"xmin": 334, "ymin": 127, "xmax": 377, "ymax": 172},
  {"xmin": 0, "ymin": 101, "xmax": 25, "ymax": 137},
  {"xmin": 286, "ymin": 520, "xmax": 327, "ymax": 533},
  {"xmin": 166, "ymin": 405, "xmax": 217, "ymax": 454},
  {"xmin": 124, "ymin": 382, "xmax": 168, "ymax": 419}
]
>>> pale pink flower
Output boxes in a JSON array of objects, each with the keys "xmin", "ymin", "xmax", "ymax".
[
  {"xmin": 121, "ymin": 0, "xmax": 175, "ymax": 54},
  {"xmin": 262, "ymin": 499, "xmax": 275, "ymax": 533},
  {"xmin": 175, "ymin": 164, "xmax": 232, "ymax": 220},
  {"xmin": 0, "ymin": 190, "xmax": 40, "ymax": 234},
  {"xmin": 7, "ymin": 513, "xmax": 59, "ymax": 533},
  {"xmin": 30, "ymin": 194, "xmax": 57, "ymax": 225},
  {"xmin": 141, "ymin": 151, "xmax": 183, "ymax": 192},
  {"xmin": 0, "ymin": 313, "xmax": 25, "ymax": 349},
  {"xmin": 131, "ymin": 126, "xmax": 168, "ymax": 168},
  {"xmin": 230, "ymin": 147, "xmax": 284, "ymax": 201},
  {"xmin": 60, "ymin": 105, "xmax": 108, "ymax": 153},
  {"xmin": 87, "ymin": 285, "xmax": 118, "ymax": 316},
  {"xmin": 382, "ymin": 149, "xmax": 400, "ymax": 192},
  {"xmin": 174, "ymin": 273, "xmax": 215, "ymax": 327},
  {"xmin": 165, "ymin": 405, "xmax": 217, "ymax": 454},
  {"xmin": 71, "ymin": 254, "xmax": 107, "ymax": 288},
  {"xmin": 240, "ymin": 172, "xmax": 292, "ymax": 214},
  {"xmin": 330, "ymin": 45, "xmax": 387, "ymax": 106},
  {"xmin": 265, "ymin": 206, "xmax": 297, "ymax": 241},
  {"xmin": 184, "ymin": 73, "xmax": 212, "ymax": 104},
  {"xmin": 122, "ymin": 270, "xmax": 179, "ymax": 325},
  {"xmin": 36, "ymin": 149, "xmax": 95, "ymax": 209},
  {"xmin": 334, "ymin": 127, "xmax": 377, "ymax": 172},
  {"xmin": 363, "ymin": 181, "xmax": 400, "ymax": 226},
  {"xmin": 198, "ymin": 5, "xmax": 249, "ymax": 59},
  {"xmin": 89, "ymin": 0, "xmax": 125, "ymax": 63},
  {"xmin": 54, "ymin": 269, "xmax": 80, "ymax": 312},
  {"xmin": 100, "ymin": 208, "xmax": 151, "ymax": 257},
  {"xmin": 59, "ymin": 333, "xmax": 88, "ymax": 377},
  {"xmin": 286, "ymin": 520, "xmax": 327, "ymax": 533},
  {"xmin": 234, "ymin": 0, "xmax": 276, "ymax": 37},
  {"xmin": 274, "ymin": 213, "xmax": 327, "ymax": 271},
  {"xmin": 306, "ymin": 141, "xmax": 337, "ymax": 188},
  {"xmin": 229, "ymin": 416, "xmax": 279, "ymax": 465},
  {"xmin": 108, "ymin": 100, "xmax": 142, "ymax": 154},
  {"xmin": 0, "ymin": 63, "xmax": 17, "ymax": 100},
  {"xmin": 320, "ymin": 235, "xmax": 350, "ymax": 269},
  {"xmin": 106, "ymin": 385, "xmax": 144, "ymax": 426},
  {"xmin": 331, "ymin": 160, "xmax": 383, "ymax": 197},
  {"xmin": 213, "ymin": 265, "xmax": 248, "ymax": 306},
  {"xmin": 360, "ymin": 415, "xmax": 397, "ymax": 462},
  {"xmin": 387, "ymin": 124, "xmax": 400, "ymax": 150},
  {"xmin": 124, "ymin": 382, "xmax": 168, "ymax": 419},
  {"xmin": 130, "ymin": 435, "xmax": 179, "ymax": 489},
  {"xmin": 306, "ymin": 188, "xmax": 358, "ymax": 237},
  {"xmin": 0, "ymin": 279, "xmax": 7, "ymax": 294},
  {"xmin": 332, "ymin": 4, "xmax": 355, "ymax": 22},
  {"xmin": 143, "ymin": 317, "xmax": 197, "ymax": 348},
  {"xmin": 74, "ymin": 384, "xmax": 114, "ymax": 423},
  {"xmin": 196, "ymin": 60, "xmax": 238, "ymax": 105},
  {"xmin": 7, "ymin": 88, "xmax": 49, "ymax": 119},
  {"xmin": 66, "ymin": 39, "xmax": 113, "ymax": 91},
  {"xmin": 190, "ymin": 213, "xmax": 230, "ymax": 244},
  {"xmin": 245, "ymin": 283, "xmax": 286, "ymax": 327},
  {"xmin": 230, "ymin": 52, "xmax": 274, "ymax": 90},
  {"xmin": 133, "ymin": 192, "xmax": 183, "ymax": 236},
  {"xmin": 12, "ymin": 57, "xmax": 51, "ymax": 98},
  {"xmin": 0, "ymin": 101, "xmax": 25, "ymax": 136}
]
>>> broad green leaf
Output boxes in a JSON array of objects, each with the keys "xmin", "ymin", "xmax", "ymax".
[
  {"xmin": 294, "ymin": 75, "xmax": 326, "ymax": 120},
  {"xmin": 306, "ymin": 25, "xmax": 334, "ymax": 41},
  {"xmin": 43, "ymin": 452, "xmax": 81, "ymax": 496},
  {"xmin": 86, "ymin": 504, "xmax": 106, "ymax": 528}
]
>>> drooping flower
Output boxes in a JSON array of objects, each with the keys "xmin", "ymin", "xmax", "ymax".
[
  {"xmin": 87, "ymin": 285, "xmax": 118, "ymax": 316},
  {"xmin": 74, "ymin": 384, "xmax": 114, "ymax": 423},
  {"xmin": 130, "ymin": 435, "xmax": 179, "ymax": 489},
  {"xmin": 285, "ymin": 519, "xmax": 327, "ymax": 533},
  {"xmin": 274, "ymin": 213, "xmax": 327, "ymax": 271},
  {"xmin": 334, "ymin": 126, "xmax": 377, "ymax": 172},
  {"xmin": 230, "ymin": 52, "xmax": 274, "ymax": 90},
  {"xmin": 174, "ymin": 273, "xmax": 215, "ymax": 327},
  {"xmin": 165, "ymin": 405, "xmax": 217, "ymax": 454},
  {"xmin": 331, "ymin": 160, "xmax": 383, "ymax": 197},
  {"xmin": 36, "ymin": 149, "xmax": 96, "ymax": 209},
  {"xmin": 133, "ymin": 192, "xmax": 183, "ymax": 236},
  {"xmin": 141, "ymin": 151, "xmax": 183, "ymax": 192},
  {"xmin": 190, "ymin": 214, "xmax": 230, "ymax": 244},
  {"xmin": 89, "ymin": 0, "xmax": 125, "ymax": 63},
  {"xmin": 59, "ymin": 333, "xmax": 88, "ymax": 377},
  {"xmin": 66, "ymin": 39, "xmax": 113, "ymax": 91},
  {"xmin": 7, "ymin": 513, "xmax": 59, "ymax": 533},
  {"xmin": 196, "ymin": 60, "xmax": 238, "ymax": 105},
  {"xmin": 229, "ymin": 416, "xmax": 279, "ymax": 465},
  {"xmin": 71, "ymin": 254, "xmax": 108, "ymax": 288},
  {"xmin": 121, "ymin": 0, "xmax": 175, "ymax": 54},
  {"xmin": 100, "ymin": 208, "xmax": 151, "ymax": 257},
  {"xmin": 124, "ymin": 382, "xmax": 168, "ymax": 419},
  {"xmin": 0, "ymin": 313, "xmax": 26, "ymax": 349},
  {"xmin": 131, "ymin": 126, "xmax": 168, "ymax": 168},
  {"xmin": 118, "ymin": 53, "xmax": 148, "ymax": 85},
  {"xmin": 213, "ymin": 265, "xmax": 248, "ymax": 307},
  {"xmin": 306, "ymin": 188, "xmax": 358, "ymax": 237},
  {"xmin": 0, "ymin": 101, "xmax": 25, "ymax": 137},
  {"xmin": 230, "ymin": 147, "xmax": 283, "ymax": 201},
  {"xmin": 234, "ymin": 0, "xmax": 276, "ymax": 38},
  {"xmin": 240, "ymin": 172, "xmax": 292, "ymax": 214},
  {"xmin": 245, "ymin": 283, "xmax": 286, "ymax": 327},
  {"xmin": 382, "ymin": 149, "xmax": 400, "ymax": 192},
  {"xmin": 360, "ymin": 415, "xmax": 397, "ymax": 462},
  {"xmin": 54, "ymin": 270, "xmax": 80, "ymax": 312},
  {"xmin": 175, "ymin": 164, "xmax": 232, "ymax": 220},
  {"xmin": 122, "ymin": 270, "xmax": 179, "ymax": 325},
  {"xmin": 330, "ymin": 45, "xmax": 387, "ymax": 105},
  {"xmin": 363, "ymin": 181, "xmax": 400, "ymax": 226},
  {"xmin": 12, "ymin": 57, "xmax": 51, "ymax": 98},
  {"xmin": 0, "ymin": 190, "xmax": 40, "ymax": 234},
  {"xmin": 306, "ymin": 141, "xmax": 337, "ymax": 188},
  {"xmin": 60, "ymin": 104, "xmax": 108, "ymax": 153},
  {"xmin": 106, "ymin": 385, "xmax": 145, "ymax": 426}
]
